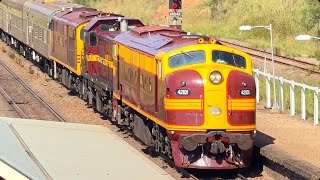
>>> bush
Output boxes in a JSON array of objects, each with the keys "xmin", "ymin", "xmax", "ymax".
[
  {"xmin": 1, "ymin": 47, "xmax": 6, "ymax": 53},
  {"xmin": 9, "ymin": 51, "xmax": 15, "ymax": 59},
  {"xmin": 314, "ymin": 49, "xmax": 320, "ymax": 61}
]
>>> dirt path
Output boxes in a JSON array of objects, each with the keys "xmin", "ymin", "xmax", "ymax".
[{"xmin": 255, "ymin": 103, "xmax": 320, "ymax": 167}]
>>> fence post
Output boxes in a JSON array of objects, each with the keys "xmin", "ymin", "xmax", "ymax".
[
  {"xmin": 290, "ymin": 82, "xmax": 295, "ymax": 116},
  {"xmin": 254, "ymin": 72, "xmax": 260, "ymax": 103},
  {"xmin": 279, "ymin": 77, "xmax": 284, "ymax": 112},
  {"xmin": 301, "ymin": 86, "xmax": 306, "ymax": 120},
  {"xmin": 314, "ymin": 89, "xmax": 319, "ymax": 125},
  {"xmin": 266, "ymin": 75, "xmax": 271, "ymax": 108}
]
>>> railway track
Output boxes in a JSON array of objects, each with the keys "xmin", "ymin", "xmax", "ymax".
[
  {"xmin": 0, "ymin": 86, "xmax": 28, "ymax": 118},
  {"xmin": 218, "ymin": 39, "xmax": 320, "ymax": 74},
  {"xmin": 0, "ymin": 60, "xmax": 67, "ymax": 122},
  {"xmin": 121, "ymin": 125, "xmax": 249, "ymax": 180}
]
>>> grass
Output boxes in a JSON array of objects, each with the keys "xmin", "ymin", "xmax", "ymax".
[
  {"xmin": 92, "ymin": 0, "xmax": 165, "ymax": 24},
  {"xmin": 257, "ymin": 72, "xmax": 318, "ymax": 120}
]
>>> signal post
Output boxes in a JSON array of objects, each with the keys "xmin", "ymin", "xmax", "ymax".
[{"xmin": 169, "ymin": 0, "xmax": 182, "ymax": 30}]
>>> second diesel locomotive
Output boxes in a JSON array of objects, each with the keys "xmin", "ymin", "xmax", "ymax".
[{"xmin": 0, "ymin": 0, "xmax": 256, "ymax": 170}]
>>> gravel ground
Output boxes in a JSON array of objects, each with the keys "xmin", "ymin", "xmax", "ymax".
[
  {"xmin": 0, "ymin": 42, "xmax": 274, "ymax": 179},
  {"xmin": 0, "ymin": 61, "xmax": 62, "ymax": 121}
]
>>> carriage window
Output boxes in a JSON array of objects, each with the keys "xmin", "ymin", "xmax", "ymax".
[
  {"xmin": 169, "ymin": 50, "xmax": 205, "ymax": 68},
  {"xmin": 89, "ymin": 31, "xmax": 97, "ymax": 46},
  {"xmin": 212, "ymin": 51, "xmax": 246, "ymax": 68}
]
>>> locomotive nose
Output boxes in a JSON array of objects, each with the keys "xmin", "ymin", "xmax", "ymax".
[
  {"xmin": 204, "ymin": 69, "xmax": 256, "ymax": 128},
  {"xmin": 165, "ymin": 69, "xmax": 204, "ymax": 126}
]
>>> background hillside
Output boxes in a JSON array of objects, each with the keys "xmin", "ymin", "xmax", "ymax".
[{"xmin": 74, "ymin": 0, "xmax": 320, "ymax": 60}]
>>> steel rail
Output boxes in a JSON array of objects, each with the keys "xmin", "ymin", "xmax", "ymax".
[
  {"xmin": 0, "ymin": 86, "xmax": 29, "ymax": 119},
  {"xmin": 0, "ymin": 60, "xmax": 67, "ymax": 122},
  {"xmin": 218, "ymin": 39, "xmax": 320, "ymax": 74}
]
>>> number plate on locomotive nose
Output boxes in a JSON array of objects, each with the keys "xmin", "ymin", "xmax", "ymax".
[
  {"xmin": 175, "ymin": 89, "xmax": 190, "ymax": 96},
  {"xmin": 240, "ymin": 89, "xmax": 251, "ymax": 96}
]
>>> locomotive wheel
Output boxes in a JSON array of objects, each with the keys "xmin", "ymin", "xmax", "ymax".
[{"xmin": 165, "ymin": 136, "xmax": 173, "ymax": 159}]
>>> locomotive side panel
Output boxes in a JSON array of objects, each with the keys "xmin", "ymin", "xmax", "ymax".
[
  {"xmin": 95, "ymin": 37, "xmax": 114, "ymax": 87},
  {"xmin": 118, "ymin": 45, "xmax": 140, "ymax": 107},
  {"xmin": 117, "ymin": 44, "xmax": 159, "ymax": 117},
  {"xmin": 97, "ymin": 38, "xmax": 108, "ymax": 78},
  {"xmin": 51, "ymin": 20, "xmax": 69, "ymax": 66},
  {"xmin": 139, "ymin": 54, "xmax": 157, "ymax": 115},
  {"xmin": 157, "ymin": 80, "xmax": 167, "ymax": 122},
  {"xmin": 67, "ymin": 25, "xmax": 77, "ymax": 68}
]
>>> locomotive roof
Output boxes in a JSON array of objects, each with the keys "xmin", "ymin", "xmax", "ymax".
[
  {"xmin": 114, "ymin": 25, "xmax": 207, "ymax": 56},
  {"xmin": 24, "ymin": 0, "xmax": 83, "ymax": 18},
  {"xmin": 53, "ymin": 7, "xmax": 107, "ymax": 27},
  {"xmin": 83, "ymin": 16, "xmax": 143, "ymax": 31},
  {"xmin": 99, "ymin": 31, "xmax": 122, "ymax": 41}
]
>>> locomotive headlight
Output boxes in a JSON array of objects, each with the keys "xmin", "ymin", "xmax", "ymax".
[{"xmin": 209, "ymin": 71, "xmax": 223, "ymax": 84}]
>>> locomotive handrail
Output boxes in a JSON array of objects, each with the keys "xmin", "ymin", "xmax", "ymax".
[{"xmin": 253, "ymin": 69, "xmax": 319, "ymax": 125}]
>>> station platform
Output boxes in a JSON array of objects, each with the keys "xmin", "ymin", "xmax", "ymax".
[
  {"xmin": 254, "ymin": 104, "xmax": 320, "ymax": 179},
  {"xmin": 0, "ymin": 117, "xmax": 174, "ymax": 180}
]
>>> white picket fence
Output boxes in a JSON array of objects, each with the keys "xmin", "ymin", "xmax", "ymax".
[{"xmin": 253, "ymin": 69, "xmax": 319, "ymax": 125}]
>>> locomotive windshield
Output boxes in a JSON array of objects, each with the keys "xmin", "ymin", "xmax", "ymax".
[
  {"xmin": 169, "ymin": 50, "xmax": 205, "ymax": 68},
  {"xmin": 212, "ymin": 51, "xmax": 246, "ymax": 68}
]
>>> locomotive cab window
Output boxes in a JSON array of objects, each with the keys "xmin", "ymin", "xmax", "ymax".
[
  {"xmin": 169, "ymin": 50, "xmax": 205, "ymax": 68},
  {"xmin": 212, "ymin": 51, "xmax": 246, "ymax": 68},
  {"xmin": 101, "ymin": 24, "xmax": 117, "ymax": 31},
  {"xmin": 80, "ymin": 27, "xmax": 85, "ymax": 40},
  {"xmin": 89, "ymin": 31, "xmax": 97, "ymax": 46}
]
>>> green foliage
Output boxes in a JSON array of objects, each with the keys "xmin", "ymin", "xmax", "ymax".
[
  {"xmin": 74, "ymin": 0, "xmax": 101, "ymax": 6},
  {"xmin": 73, "ymin": 0, "xmax": 88, "ymax": 6},
  {"xmin": 258, "ymin": 74, "xmax": 316, "ymax": 119},
  {"xmin": 75, "ymin": 0, "xmax": 320, "ymax": 58},
  {"xmin": 301, "ymin": 0, "xmax": 320, "ymax": 31},
  {"xmin": 88, "ymin": 0, "xmax": 165, "ymax": 24},
  {"xmin": 314, "ymin": 49, "xmax": 320, "ymax": 61}
]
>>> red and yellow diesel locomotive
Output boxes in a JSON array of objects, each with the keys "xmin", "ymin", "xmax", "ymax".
[{"xmin": 0, "ymin": 0, "xmax": 256, "ymax": 170}]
